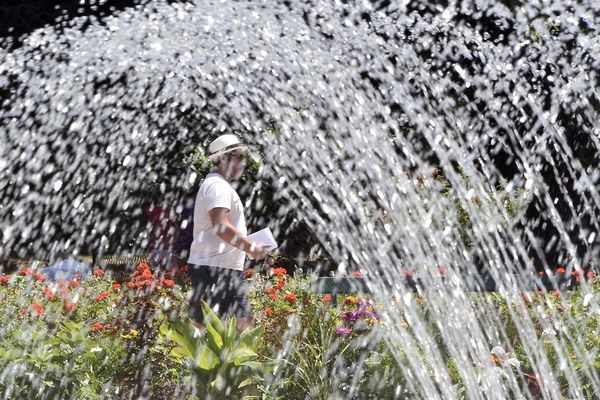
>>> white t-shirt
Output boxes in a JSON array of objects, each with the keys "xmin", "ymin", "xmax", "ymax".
[{"xmin": 187, "ymin": 172, "xmax": 247, "ymax": 270}]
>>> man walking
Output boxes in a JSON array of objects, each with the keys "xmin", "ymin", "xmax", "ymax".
[{"xmin": 188, "ymin": 134, "xmax": 270, "ymax": 332}]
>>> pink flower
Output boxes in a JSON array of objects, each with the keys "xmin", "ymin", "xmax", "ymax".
[{"xmin": 334, "ymin": 326, "xmax": 352, "ymax": 337}]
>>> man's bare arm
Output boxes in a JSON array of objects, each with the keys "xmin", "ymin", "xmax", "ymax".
[{"xmin": 208, "ymin": 208, "xmax": 270, "ymax": 259}]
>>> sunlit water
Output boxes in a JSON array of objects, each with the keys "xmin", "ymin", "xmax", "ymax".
[{"xmin": 1, "ymin": 0, "xmax": 600, "ymax": 398}]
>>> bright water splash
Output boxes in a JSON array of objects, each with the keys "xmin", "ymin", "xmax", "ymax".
[{"xmin": 1, "ymin": 0, "xmax": 600, "ymax": 398}]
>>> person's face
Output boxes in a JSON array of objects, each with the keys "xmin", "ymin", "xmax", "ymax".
[{"xmin": 223, "ymin": 150, "xmax": 246, "ymax": 179}]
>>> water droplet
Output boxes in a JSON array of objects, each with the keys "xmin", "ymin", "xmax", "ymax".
[{"xmin": 53, "ymin": 180, "xmax": 63, "ymax": 192}]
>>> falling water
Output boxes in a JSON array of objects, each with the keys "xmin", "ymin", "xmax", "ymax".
[{"xmin": 1, "ymin": 0, "xmax": 599, "ymax": 398}]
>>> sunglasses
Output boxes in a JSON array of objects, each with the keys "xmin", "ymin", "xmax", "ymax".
[{"xmin": 228, "ymin": 153, "xmax": 246, "ymax": 160}]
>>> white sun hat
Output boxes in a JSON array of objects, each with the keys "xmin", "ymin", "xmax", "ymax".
[{"xmin": 207, "ymin": 134, "xmax": 247, "ymax": 160}]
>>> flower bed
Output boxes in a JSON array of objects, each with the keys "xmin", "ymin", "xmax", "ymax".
[{"xmin": 0, "ymin": 263, "xmax": 599, "ymax": 399}]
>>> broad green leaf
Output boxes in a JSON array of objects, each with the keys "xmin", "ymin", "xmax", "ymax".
[
  {"xmin": 232, "ymin": 347, "xmax": 257, "ymax": 366},
  {"xmin": 163, "ymin": 321, "xmax": 200, "ymax": 360},
  {"xmin": 224, "ymin": 317, "xmax": 237, "ymax": 348},
  {"xmin": 239, "ymin": 325, "xmax": 264, "ymax": 351},
  {"xmin": 159, "ymin": 323, "xmax": 172, "ymax": 338},
  {"xmin": 237, "ymin": 360, "xmax": 265, "ymax": 372},
  {"xmin": 201, "ymin": 300, "xmax": 225, "ymax": 335},
  {"xmin": 206, "ymin": 322, "xmax": 223, "ymax": 352},
  {"xmin": 196, "ymin": 345, "xmax": 219, "ymax": 371},
  {"xmin": 170, "ymin": 346, "xmax": 193, "ymax": 360}
]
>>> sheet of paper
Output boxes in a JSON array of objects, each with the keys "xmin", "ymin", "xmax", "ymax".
[{"xmin": 247, "ymin": 227, "xmax": 278, "ymax": 251}]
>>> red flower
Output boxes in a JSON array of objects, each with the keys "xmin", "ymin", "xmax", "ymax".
[
  {"xmin": 137, "ymin": 262, "xmax": 150, "ymax": 272},
  {"xmin": 0, "ymin": 275, "xmax": 9, "ymax": 285},
  {"xmin": 284, "ymin": 292, "xmax": 297, "ymax": 303},
  {"xmin": 69, "ymin": 280, "xmax": 79, "ymax": 287},
  {"xmin": 91, "ymin": 322, "xmax": 104, "ymax": 331},
  {"xmin": 243, "ymin": 269, "xmax": 254, "ymax": 279},
  {"xmin": 277, "ymin": 278, "xmax": 285, "ymax": 290},
  {"xmin": 272, "ymin": 267, "xmax": 287, "ymax": 276},
  {"xmin": 322, "ymin": 294, "xmax": 332, "ymax": 303},
  {"xmin": 19, "ymin": 267, "xmax": 31, "ymax": 276},
  {"xmin": 42, "ymin": 287, "xmax": 57, "ymax": 301},
  {"xmin": 403, "ymin": 271, "xmax": 413, "ymax": 277},
  {"xmin": 127, "ymin": 282, "xmax": 136, "ymax": 289},
  {"xmin": 140, "ymin": 269, "xmax": 153, "ymax": 280},
  {"xmin": 93, "ymin": 269, "xmax": 105, "ymax": 277},
  {"xmin": 163, "ymin": 279, "xmax": 175, "ymax": 288},
  {"xmin": 264, "ymin": 307, "xmax": 273, "ymax": 317},
  {"xmin": 31, "ymin": 303, "xmax": 44, "ymax": 317},
  {"xmin": 555, "ymin": 267, "xmax": 566, "ymax": 274},
  {"xmin": 63, "ymin": 302, "xmax": 78, "ymax": 312},
  {"xmin": 95, "ymin": 290, "xmax": 110, "ymax": 302},
  {"xmin": 75, "ymin": 273, "xmax": 82, "ymax": 280},
  {"xmin": 34, "ymin": 272, "xmax": 46, "ymax": 282},
  {"xmin": 269, "ymin": 292, "xmax": 277, "ymax": 300},
  {"xmin": 112, "ymin": 282, "xmax": 121, "ymax": 291},
  {"xmin": 352, "ymin": 271, "xmax": 363, "ymax": 278}
]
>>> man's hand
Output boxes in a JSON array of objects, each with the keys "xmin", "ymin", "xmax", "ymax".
[
  {"xmin": 208, "ymin": 208, "xmax": 272, "ymax": 259},
  {"xmin": 249, "ymin": 243, "xmax": 271, "ymax": 260}
]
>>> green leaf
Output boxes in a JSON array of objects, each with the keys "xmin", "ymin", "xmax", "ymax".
[
  {"xmin": 159, "ymin": 323, "xmax": 172, "ymax": 338},
  {"xmin": 238, "ymin": 377, "xmax": 254, "ymax": 389},
  {"xmin": 170, "ymin": 346, "xmax": 193, "ymax": 360},
  {"xmin": 163, "ymin": 320, "xmax": 200, "ymax": 361},
  {"xmin": 239, "ymin": 325, "xmax": 264, "ymax": 351},
  {"xmin": 224, "ymin": 316, "xmax": 237, "ymax": 348},
  {"xmin": 232, "ymin": 347, "xmax": 257, "ymax": 366},
  {"xmin": 237, "ymin": 360, "xmax": 265, "ymax": 372},
  {"xmin": 201, "ymin": 300, "xmax": 225, "ymax": 335},
  {"xmin": 206, "ymin": 322, "xmax": 224, "ymax": 353},
  {"xmin": 196, "ymin": 345, "xmax": 219, "ymax": 371}
]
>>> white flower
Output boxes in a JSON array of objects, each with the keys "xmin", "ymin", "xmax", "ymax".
[
  {"xmin": 490, "ymin": 346, "xmax": 521, "ymax": 369},
  {"xmin": 90, "ymin": 347, "xmax": 103, "ymax": 353}
]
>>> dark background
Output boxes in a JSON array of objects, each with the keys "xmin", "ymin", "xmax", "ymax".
[{"xmin": 1, "ymin": 0, "xmax": 598, "ymax": 273}]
